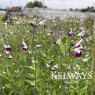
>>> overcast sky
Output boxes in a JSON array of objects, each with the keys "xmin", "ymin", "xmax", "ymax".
[{"xmin": 0, "ymin": 0, "xmax": 94, "ymax": 9}]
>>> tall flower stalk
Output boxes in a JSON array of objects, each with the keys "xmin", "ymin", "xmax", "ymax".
[
  {"xmin": 91, "ymin": 18, "xmax": 95, "ymax": 95},
  {"xmin": 31, "ymin": 23, "xmax": 37, "ymax": 95}
]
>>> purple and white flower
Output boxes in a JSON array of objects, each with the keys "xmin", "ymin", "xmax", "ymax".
[
  {"xmin": 3, "ymin": 44, "xmax": 12, "ymax": 54},
  {"xmin": 74, "ymin": 48, "xmax": 82, "ymax": 57},
  {"xmin": 68, "ymin": 29, "xmax": 73, "ymax": 37},
  {"xmin": 21, "ymin": 41, "xmax": 28, "ymax": 51},
  {"xmin": 77, "ymin": 31, "xmax": 85, "ymax": 37}
]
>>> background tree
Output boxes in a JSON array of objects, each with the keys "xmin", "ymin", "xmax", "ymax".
[
  {"xmin": 26, "ymin": 1, "xmax": 47, "ymax": 8},
  {"xmin": 69, "ymin": 8, "xmax": 73, "ymax": 11},
  {"xmin": 80, "ymin": 7, "xmax": 95, "ymax": 12},
  {"xmin": 26, "ymin": 2, "xmax": 34, "ymax": 8},
  {"xmin": 33, "ymin": 1, "xmax": 43, "ymax": 8},
  {"xmin": 9, "ymin": 7, "xmax": 22, "ymax": 12},
  {"xmin": 69, "ymin": 6, "xmax": 95, "ymax": 12}
]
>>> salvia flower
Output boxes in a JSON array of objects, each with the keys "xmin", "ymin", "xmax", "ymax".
[
  {"xmin": 56, "ymin": 39, "xmax": 61, "ymax": 45},
  {"xmin": 39, "ymin": 20, "xmax": 46, "ymax": 28},
  {"xmin": 21, "ymin": 41, "xmax": 28, "ymax": 51},
  {"xmin": 4, "ymin": 22, "xmax": 8, "ymax": 26},
  {"xmin": 6, "ymin": 45, "xmax": 12, "ymax": 51},
  {"xmin": 75, "ymin": 39, "xmax": 83, "ymax": 48},
  {"xmin": 33, "ymin": 18, "xmax": 37, "ymax": 21},
  {"xmin": 74, "ymin": 48, "xmax": 82, "ymax": 57},
  {"xmin": 8, "ymin": 54, "xmax": 13, "ymax": 59},
  {"xmin": 36, "ymin": 45, "xmax": 42, "ymax": 48},
  {"xmin": 75, "ymin": 44, "xmax": 83, "ymax": 50},
  {"xmin": 82, "ymin": 58, "xmax": 88, "ymax": 62},
  {"xmin": 52, "ymin": 19, "xmax": 56, "ymax": 23},
  {"xmin": 30, "ymin": 21, "xmax": 36, "ymax": 27},
  {"xmin": 39, "ymin": 19, "xmax": 46, "ymax": 26},
  {"xmin": 3, "ymin": 44, "xmax": 12, "ymax": 54},
  {"xmin": 74, "ymin": 39, "xmax": 84, "ymax": 57},
  {"xmin": 0, "ymin": 53, "xmax": 2, "ymax": 57},
  {"xmin": 68, "ymin": 29, "xmax": 73, "ymax": 37},
  {"xmin": 77, "ymin": 30, "xmax": 85, "ymax": 37}
]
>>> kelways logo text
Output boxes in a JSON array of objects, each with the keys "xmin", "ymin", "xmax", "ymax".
[{"xmin": 51, "ymin": 71, "xmax": 92, "ymax": 80}]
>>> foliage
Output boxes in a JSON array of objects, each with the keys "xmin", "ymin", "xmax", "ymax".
[
  {"xmin": 69, "ymin": 6, "xmax": 95, "ymax": 12},
  {"xmin": 26, "ymin": 1, "xmax": 47, "ymax": 8},
  {"xmin": 26, "ymin": 2, "xmax": 34, "ymax": 8},
  {"xmin": 0, "ymin": 14, "xmax": 94, "ymax": 95},
  {"xmin": 9, "ymin": 7, "xmax": 22, "ymax": 12}
]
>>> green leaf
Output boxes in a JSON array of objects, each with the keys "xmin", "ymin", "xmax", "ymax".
[
  {"xmin": 25, "ymin": 80, "xmax": 35, "ymax": 86},
  {"xmin": 5, "ymin": 83, "xmax": 12, "ymax": 89},
  {"xmin": 52, "ymin": 90, "xmax": 56, "ymax": 95},
  {"xmin": 61, "ymin": 36, "xmax": 66, "ymax": 44},
  {"xmin": 9, "ymin": 90, "xmax": 15, "ymax": 95}
]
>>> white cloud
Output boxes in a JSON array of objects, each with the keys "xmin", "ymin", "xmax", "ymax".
[
  {"xmin": 0, "ymin": 0, "xmax": 94, "ymax": 9},
  {"xmin": 0, "ymin": 0, "xmax": 8, "ymax": 2},
  {"xmin": 44, "ymin": 0, "xmax": 94, "ymax": 9}
]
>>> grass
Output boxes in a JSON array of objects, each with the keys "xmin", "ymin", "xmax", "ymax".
[{"xmin": 0, "ymin": 14, "xmax": 95, "ymax": 95}]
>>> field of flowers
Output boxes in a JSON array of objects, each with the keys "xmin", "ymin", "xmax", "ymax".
[{"xmin": 0, "ymin": 14, "xmax": 95, "ymax": 95}]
